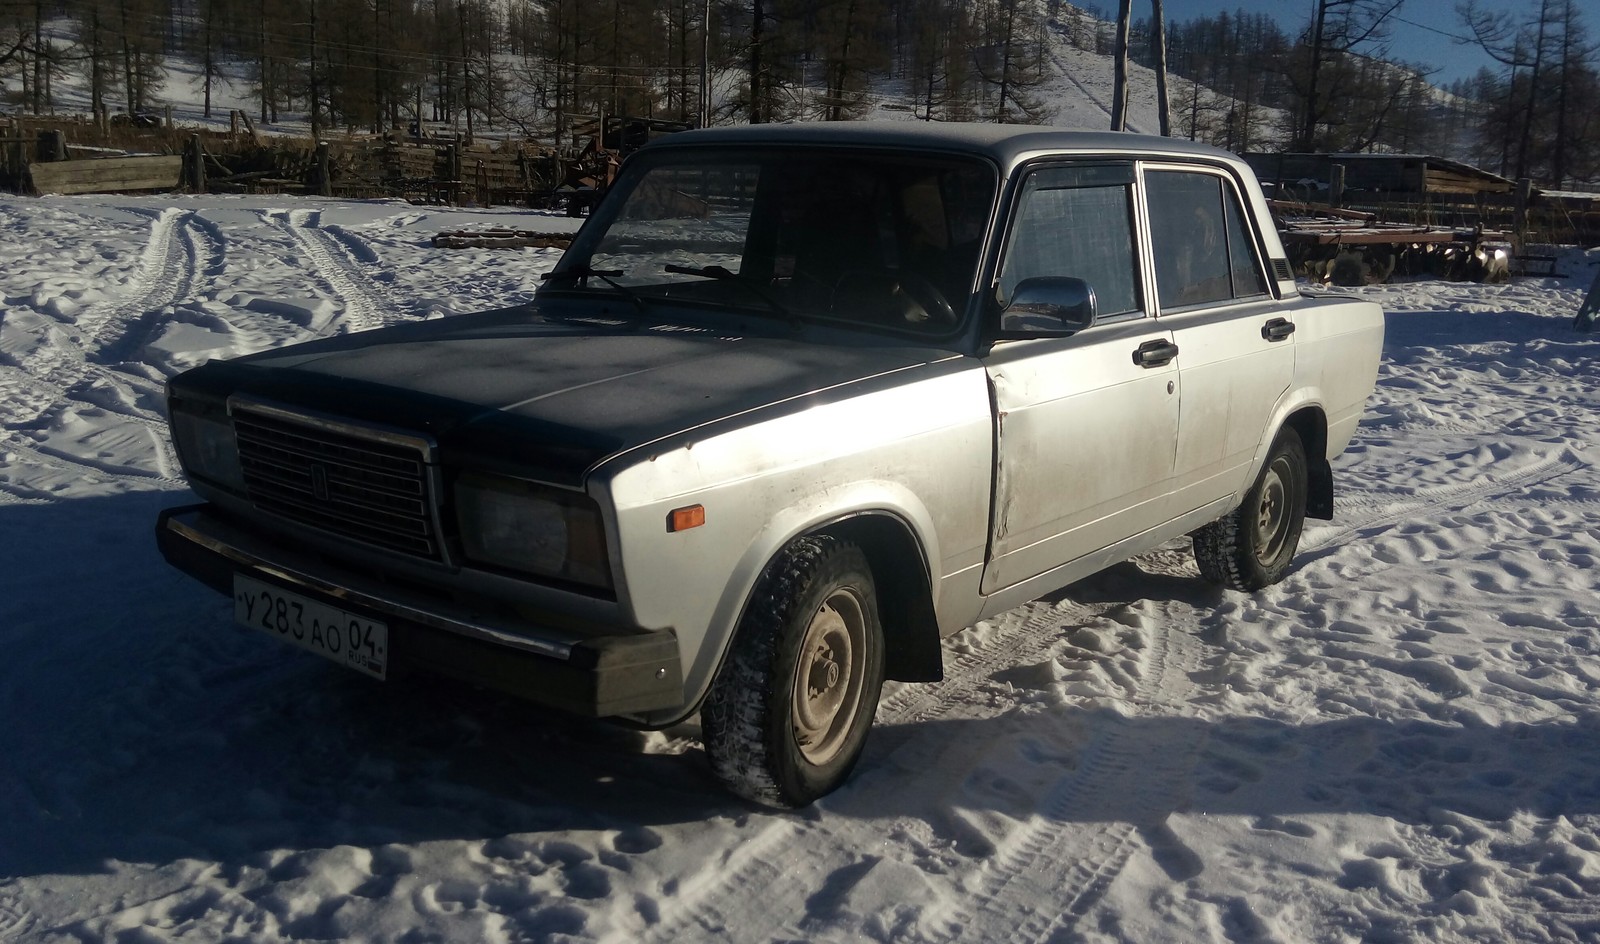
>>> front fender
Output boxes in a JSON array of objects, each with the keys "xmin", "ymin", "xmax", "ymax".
[
  {"xmin": 695, "ymin": 481, "xmax": 944, "ymax": 708},
  {"xmin": 592, "ymin": 366, "xmax": 995, "ymax": 726}
]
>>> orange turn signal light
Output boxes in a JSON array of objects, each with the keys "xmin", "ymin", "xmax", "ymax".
[{"xmin": 668, "ymin": 504, "xmax": 706, "ymax": 532}]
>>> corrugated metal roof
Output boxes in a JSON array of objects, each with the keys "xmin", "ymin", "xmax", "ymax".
[{"xmin": 1242, "ymin": 151, "xmax": 1514, "ymax": 187}]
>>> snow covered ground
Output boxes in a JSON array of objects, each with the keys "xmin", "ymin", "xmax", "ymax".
[{"xmin": 1, "ymin": 193, "xmax": 1598, "ymax": 943}]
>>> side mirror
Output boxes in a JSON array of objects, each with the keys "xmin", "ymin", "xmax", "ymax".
[{"xmin": 999, "ymin": 277, "xmax": 1098, "ymax": 337}]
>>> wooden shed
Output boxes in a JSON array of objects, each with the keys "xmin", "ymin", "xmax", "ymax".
[{"xmin": 1242, "ymin": 153, "xmax": 1515, "ymax": 197}]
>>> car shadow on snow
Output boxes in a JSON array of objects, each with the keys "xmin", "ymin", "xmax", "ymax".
[
  {"xmin": 850, "ymin": 709, "xmax": 1600, "ymax": 836},
  {"xmin": 1381, "ymin": 307, "xmax": 1597, "ymax": 355},
  {"xmin": 4, "ymin": 492, "xmax": 1597, "ymax": 885},
  {"xmin": 0, "ymin": 491, "xmax": 730, "ymax": 881}
]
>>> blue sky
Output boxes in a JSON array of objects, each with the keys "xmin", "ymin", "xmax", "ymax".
[{"xmin": 1136, "ymin": 0, "xmax": 1592, "ymax": 85}]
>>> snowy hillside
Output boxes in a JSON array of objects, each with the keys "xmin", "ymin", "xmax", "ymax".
[
  {"xmin": 2, "ymin": 193, "xmax": 1599, "ymax": 942},
  {"xmin": 11, "ymin": 4, "xmax": 1266, "ymax": 143}
]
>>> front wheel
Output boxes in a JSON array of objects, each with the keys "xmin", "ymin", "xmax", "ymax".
[
  {"xmin": 701, "ymin": 535, "xmax": 885, "ymax": 808},
  {"xmin": 1193, "ymin": 428, "xmax": 1308, "ymax": 591}
]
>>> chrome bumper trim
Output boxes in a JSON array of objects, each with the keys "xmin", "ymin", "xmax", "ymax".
[{"xmin": 164, "ymin": 509, "xmax": 579, "ymax": 661}]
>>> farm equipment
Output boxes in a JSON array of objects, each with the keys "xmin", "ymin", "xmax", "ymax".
[{"xmin": 1270, "ymin": 201, "xmax": 1511, "ymax": 286}]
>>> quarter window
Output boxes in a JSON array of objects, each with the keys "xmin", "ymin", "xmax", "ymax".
[
  {"xmin": 998, "ymin": 164, "xmax": 1141, "ymax": 319},
  {"xmin": 1146, "ymin": 170, "xmax": 1268, "ymax": 309}
]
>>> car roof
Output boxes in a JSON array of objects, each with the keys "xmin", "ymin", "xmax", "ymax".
[{"xmin": 640, "ymin": 121, "xmax": 1247, "ymax": 172}]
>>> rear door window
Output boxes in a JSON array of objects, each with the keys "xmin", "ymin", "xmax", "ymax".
[{"xmin": 1145, "ymin": 170, "xmax": 1268, "ymax": 310}]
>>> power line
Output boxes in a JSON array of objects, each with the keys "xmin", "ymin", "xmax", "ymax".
[{"xmin": 1391, "ymin": 14, "xmax": 1475, "ymax": 45}]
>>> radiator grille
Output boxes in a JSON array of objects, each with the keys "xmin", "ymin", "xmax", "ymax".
[{"xmin": 233, "ymin": 409, "xmax": 440, "ymax": 560}]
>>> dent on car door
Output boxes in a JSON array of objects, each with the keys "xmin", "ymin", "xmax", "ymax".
[
  {"xmin": 981, "ymin": 163, "xmax": 1180, "ymax": 595},
  {"xmin": 1144, "ymin": 167, "xmax": 1294, "ymax": 516}
]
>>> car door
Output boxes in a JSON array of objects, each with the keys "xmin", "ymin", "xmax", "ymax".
[
  {"xmin": 1143, "ymin": 166, "xmax": 1295, "ymax": 517},
  {"xmin": 980, "ymin": 162, "xmax": 1181, "ymax": 595}
]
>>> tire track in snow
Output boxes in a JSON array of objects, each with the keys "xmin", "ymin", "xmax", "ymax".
[
  {"xmin": 0, "ymin": 483, "xmax": 50, "ymax": 506},
  {"xmin": 954, "ymin": 450, "xmax": 1590, "ymax": 941},
  {"xmin": 964, "ymin": 608, "xmax": 1208, "ymax": 943},
  {"xmin": 639, "ymin": 445, "xmax": 1590, "ymax": 941},
  {"xmin": 94, "ymin": 207, "xmax": 193, "ymax": 354},
  {"xmin": 1300, "ymin": 447, "xmax": 1590, "ymax": 563},
  {"xmin": 320, "ymin": 221, "xmax": 418, "ymax": 324},
  {"xmin": 0, "ymin": 890, "xmax": 31, "ymax": 940},
  {"xmin": 636, "ymin": 600, "xmax": 1112, "ymax": 943},
  {"xmin": 0, "ymin": 438, "xmax": 184, "ymax": 492},
  {"xmin": 271, "ymin": 209, "xmax": 391, "ymax": 333},
  {"xmin": 2, "ymin": 208, "xmax": 187, "ymax": 391},
  {"xmin": 640, "ymin": 590, "xmax": 1190, "ymax": 943},
  {"xmin": 0, "ymin": 210, "xmax": 201, "ymax": 490}
]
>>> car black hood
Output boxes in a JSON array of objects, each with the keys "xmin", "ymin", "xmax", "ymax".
[{"xmin": 174, "ymin": 304, "xmax": 962, "ymax": 486}]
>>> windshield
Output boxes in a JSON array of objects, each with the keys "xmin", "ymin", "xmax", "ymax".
[{"xmin": 548, "ymin": 147, "xmax": 997, "ymax": 335}]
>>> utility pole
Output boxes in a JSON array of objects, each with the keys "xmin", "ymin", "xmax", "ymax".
[
  {"xmin": 458, "ymin": 0, "xmax": 474, "ymax": 143},
  {"xmin": 700, "ymin": 0, "xmax": 710, "ymax": 127},
  {"xmin": 32, "ymin": 0, "xmax": 43, "ymax": 113},
  {"xmin": 309, "ymin": 0, "xmax": 323, "ymax": 141}
]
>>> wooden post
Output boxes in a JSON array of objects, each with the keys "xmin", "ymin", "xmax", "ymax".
[
  {"xmin": 1330, "ymin": 163, "xmax": 1345, "ymax": 208},
  {"xmin": 7, "ymin": 132, "xmax": 24, "ymax": 188},
  {"xmin": 164, "ymin": 105, "xmax": 174, "ymax": 129},
  {"xmin": 11, "ymin": 119, "xmax": 28, "ymax": 185},
  {"xmin": 1513, "ymin": 177, "xmax": 1532, "ymax": 255},
  {"xmin": 518, "ymin": 151, "xmax": 534, "ymax": 207},
  {"xmin": 230, "ymin": 110, "xmax": 239, "ymax": 137},
  {"xmin": 37, "ymin": 129, "xmax": 67, "ymax": 162},
  {"xmin": 316, "ymin": 141, "xmax": 332, "ymax": 196},
  {"xmin": 186, "ymin": 134, "xmax": 207, "ymax": 192}
]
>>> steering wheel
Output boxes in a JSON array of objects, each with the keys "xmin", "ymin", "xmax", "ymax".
[
  {"xmin": 831, "ymin": 270, "xmax": 958, "ymax": 325},
  {"xmin": 893, "ymin": 272, "xmax": 958, "ymax": 325}
]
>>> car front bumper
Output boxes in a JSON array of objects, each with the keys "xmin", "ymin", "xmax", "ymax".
[{"xmin": 155, "ymin": 503, "xmax": 684, "ymax": 718}]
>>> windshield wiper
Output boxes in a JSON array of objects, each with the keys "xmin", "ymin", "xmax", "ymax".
[
  {"xmin": 664, "ymin": 264, "xmax": 799, "ymax": 327},
  {"xmin": 540, "ymin": 264, "xmax": 647, "ymax": 313}
]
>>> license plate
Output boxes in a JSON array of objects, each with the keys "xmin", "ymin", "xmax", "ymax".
[{"xmin": 233, "ymin": 574, "xmax": 389, "ymax": 680}]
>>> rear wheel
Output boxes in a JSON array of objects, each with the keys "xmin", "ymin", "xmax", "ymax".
[
  {"xmin": 1194, "ymin": 428, "xmax": 1308, "ymax": 591},
  {"xmin": 702, "ymin": 535, "xmax": 885, "ymax": 808}
]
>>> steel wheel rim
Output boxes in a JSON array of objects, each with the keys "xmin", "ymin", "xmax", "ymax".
[
  {"xmin": 791, "ymin": 589, "xmax": 867, "ymax": 766},
  {"xmin": 1253, "ymin": 456, "xmax": 1293, "ymax": 565}
]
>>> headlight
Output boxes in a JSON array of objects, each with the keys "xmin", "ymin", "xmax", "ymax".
[
  {"xmin": 455, "ymin": 473, "xmax": 613, "ymax": 591},
  {"xmin": 170, "ymin": 407, "xmax": 245, "ymax": 491}
]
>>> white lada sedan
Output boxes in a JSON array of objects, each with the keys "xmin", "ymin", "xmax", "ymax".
[{"xmin": 157, "ymin": 123, "xmax": 1384, "ymax": 807}]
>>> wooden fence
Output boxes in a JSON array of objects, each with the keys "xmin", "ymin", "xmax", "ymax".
[{"xmin": 1, "ymin": 112, "xmax": 576, "ymax": 208}]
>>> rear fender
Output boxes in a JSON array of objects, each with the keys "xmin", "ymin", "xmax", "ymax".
[{"xmin": 1250, "ymin": 391, "xmax": 1333, "ymax": 520}]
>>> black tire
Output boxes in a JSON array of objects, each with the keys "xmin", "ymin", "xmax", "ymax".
[
  {"xmin": 1193, "ymin": 427, "xmax": 1308, "ymax": 592},
  {"xmin": 701, "ymin": 535, "xmax": 885, "ymax": 808}
]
